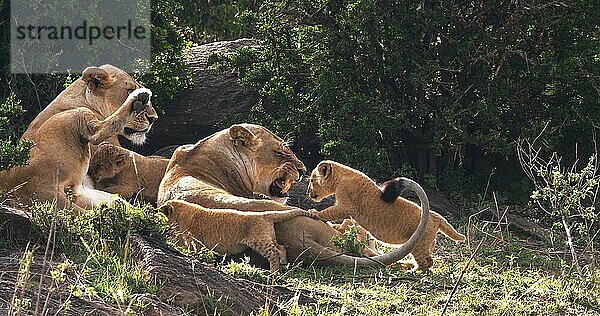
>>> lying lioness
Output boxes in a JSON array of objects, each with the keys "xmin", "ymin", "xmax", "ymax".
[
  {"xmin": 0, "ymin": 89, "xmax": 152, "ymax": 212},
  {"xmin": 308, "ymin": 160, "xmax": 466, "ymax": 270},
  {"xmin": 88, "ymin": 142, "xmax": 169, "ymax": 203},
  {"xmin": 160, "ymin": 199, "xmax": 317, "ymax": 272},
  {"xmin": 158, "ymin": 124, "xmax": 430, "ymax": 267}
]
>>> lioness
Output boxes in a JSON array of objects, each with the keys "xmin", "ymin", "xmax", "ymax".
[
  {"xmin": 160, "ymin": 199, "xmax": 317, "ymax": 272},
  {"xmin": 88, "ymin": 142, "xmax": 169, "ymax": 203},
  {"xmin": 0, "ymin": 89, "xmax": 152, "ymax": 212},
  {"xmin": 22, "ymin": 65, "xmax": 158, "ymax": 146},
  {"xmin": 308, "ymin": 160, "xmax": 466, "ymax": 270},
  {"xmin": 158, "ymin": 124, "xmax": 430, "ymax": 267}
]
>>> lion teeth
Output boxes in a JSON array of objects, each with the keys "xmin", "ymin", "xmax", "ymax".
[{"xmin": 281, "ymin": 179, "xmax": 293, "ymax": 194}]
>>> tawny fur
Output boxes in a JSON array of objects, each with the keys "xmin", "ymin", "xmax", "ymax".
[
  {"xmin": 21, "ymin": 65, "xmax": 158, "ymax": 146},
  {"xmin": 88, "ymin": 142, "xmax": 169, "ymax": 203},
  {"xmin": 157, "ymin": 124, "xmax": 423, "ymax": 266},
  {"xmin": 308, "ymin": 160, "xmax": 466, "ymax": 270},
  {"xmin": 0, "ymin": 89, "xmax": 153, "ymax": 212},
  {"xmin": 160, "ymin": 199, "xmax": 316, "ymax": 272},
  {"xmin": 158, "ymin": 124, "xmax": 307, "ymax": 210}
]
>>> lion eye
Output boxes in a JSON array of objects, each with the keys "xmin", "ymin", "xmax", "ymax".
[{"xmin": 276, "ymin": 150, "xmax": 293, "ymax": 160}]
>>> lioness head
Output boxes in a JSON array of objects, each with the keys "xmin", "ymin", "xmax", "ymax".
[
  {"xmin": 228, "ymin": 124, "xmax": 306, "ymax": 200},
  {"xmin": 88, "ymin": 142, "xmax": 129, "ymax": 183},
  {"xmin": 82, "ymin": 65, "xmax": 158, "ymax": 145},
  {"xmin": 307, "ymin": 160, "xmax": 336, "ymax": 202}
]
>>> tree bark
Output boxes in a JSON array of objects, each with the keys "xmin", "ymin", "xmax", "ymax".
[
  {"xmin": 140, "ymin": 39, "xmax": 261, "ymax": 155},
  {"xmin": 129, "ymin": 234, "xmax": 316, "ymax": 315}
]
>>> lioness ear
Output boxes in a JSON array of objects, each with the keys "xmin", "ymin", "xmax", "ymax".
[
  {"xmin": 318, "ymin": 162, "xmax": 332, "ymax": 178},
  {"xmin": 158, "ymin": 204, "xmax": 173, "ymax": 216},
  {"xmin": 82, "ymin": 66, "xmax": 113, "ymax": 92},
  {"xmin": 229, "ymin": 124, "xmax": 260, "ymax": 149}
]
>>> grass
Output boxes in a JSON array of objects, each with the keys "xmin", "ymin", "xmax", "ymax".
[
  {"xmin": 220, "ymin": 221, "xmax": 600, "ymax": 316},
  {"xmin": 5, "ymin": 200, "xmax": 600, "ymax": 315},
  {"xmin": 6, "ymin": 201, "xmax": 168, "ymax": 314}
]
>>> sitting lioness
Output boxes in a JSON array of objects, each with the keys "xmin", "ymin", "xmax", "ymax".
[
  {"xmin": 88, "ymin": 142, "xmax": 169, "ymax": 203},
  {"xmin": 158, "ymin": 124, "xmax": 430, "ymax": 267},
  {"xmin": 308, "ymin": 160, "xmax": 466, "ymax": 270},
  {"xmin": 0, "ymin": 89, "xmax": 152, "ymax": 212},
  {"xmin": 22, "ymin": 65, "xmax": 158, "ymax": 146},
  {"xmin": 160, "ymin": 199, "xmax": 317, "ymax": 272}
]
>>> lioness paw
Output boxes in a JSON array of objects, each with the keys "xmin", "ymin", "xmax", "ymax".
[{"xmin": 129, "ymin": 88, "xmax": 152, "ymax": 113}]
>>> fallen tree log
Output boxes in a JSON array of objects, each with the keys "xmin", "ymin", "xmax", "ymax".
[
  {"xmin": 129, "ymin": 234, "xmax": 316, "ymax": 315},
  {"xmin": 141, "ymin": 39, "xmax": 261, "ymax": 155},
  {"xmin": 0, "ymin": 247, "xmax": 126, "ymax": 315}
]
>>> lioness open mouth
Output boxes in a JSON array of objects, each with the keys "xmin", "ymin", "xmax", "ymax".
[
  {"xmin": 269, "ymin": 177, "xmax": 294, "ymax": 198},
  {"xmin": 124, "ymin": 127, "xmax": 149, "ymax": 135}
]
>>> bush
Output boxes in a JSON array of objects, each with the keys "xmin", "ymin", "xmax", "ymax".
[
  {"xmin": 214, "ymin": 0, "xmax": 600, "ymax": 186},
  {"xmin": 0, "ymin": 93, "xmax": 32, "ymax": 171},
  {"xmin": 517, "ymin": 132, "xmax": 599, "ymax": 272}
]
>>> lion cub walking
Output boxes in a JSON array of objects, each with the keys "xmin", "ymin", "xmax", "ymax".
[
  {"xmin": 160, "ymin": 199, "xmax": 317, "ymax": 272},
  {"xmin": 308, "ymin": 160, "xmax": 465, "ymax": 270}
]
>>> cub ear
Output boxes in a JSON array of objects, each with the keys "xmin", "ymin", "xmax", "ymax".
[
  {"xmin": 229, "ymin": 124, "xmax": 260, "ymax": 149},
  {"xmin": 158, "ymin": 203, "xmax": 174, "ymax": 216},
  {"xmin": 317, "ymin": 161, "xmax": 333, "ymax": 178},
  {"xmin": 82, "ymin": 66, "xmax": 113, "ymax": 92}
]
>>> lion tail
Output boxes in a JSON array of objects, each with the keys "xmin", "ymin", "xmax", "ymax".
[{"xmin": 380, "ymin": 177, "xmax": 405, "ymax": 203}]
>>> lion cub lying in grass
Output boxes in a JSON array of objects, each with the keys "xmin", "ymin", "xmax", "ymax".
[
  {"xmin": 88, "ymin": 142, "xmax": 169, "ymax": 203},
  {"xmin": 308, "ymin": 160, "xmax": 466, "ymax": 270},
  {"xmin": 160, "ymin": 199, "xmax": 318, "ymax": 272}
]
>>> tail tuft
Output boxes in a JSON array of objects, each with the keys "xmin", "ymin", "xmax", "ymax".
[{"xmin": 380, "ymin": 178, "xmax": 403, "ymax": 203}]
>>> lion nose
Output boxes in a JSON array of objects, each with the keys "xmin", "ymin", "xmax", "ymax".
[{"xmin": 145, "ymin": 113, "xmax": 157, "ymax": 124}]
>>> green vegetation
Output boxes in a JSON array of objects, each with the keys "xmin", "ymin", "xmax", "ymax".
[
  {"xmin": 1, "ymin": 0, "xmax": 599, "ymax": 315},
  {"xmin": 0, "ymin": 93, "xmax": 32, "ymax": 171},
  {"xmin": 25, "ymin": 202, "xmax": 168, "ymax": 308},
  {"xmin": 331, "ymin": 224, "xmax": 372, "ymax": 256},
  {"xmin": 212, "ymin": 0, "xmax": 600, "ymax": 187},
  {"xmin": 217, "ymin": 222, "xmax": 600, "ymax": 315}
]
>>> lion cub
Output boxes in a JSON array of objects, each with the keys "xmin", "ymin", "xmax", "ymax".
[
  {"xmin": 160, "ymin": 199, "xmax": 317, "ymax": 272},
  {"xmin": 308, "ymin": 160, "xmax": 465, "ymax": 270},
  {"xmin": 88, "ymin": 142, "xmax": 169, "ymax": 203}
]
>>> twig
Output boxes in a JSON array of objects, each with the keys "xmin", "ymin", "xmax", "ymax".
[{"xmin": 440, "ymin": 233, "xmax": 485, "ymax": 316}]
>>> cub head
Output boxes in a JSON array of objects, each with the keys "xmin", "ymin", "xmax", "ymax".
[
  {"xmin": 228, "ymin": 124, "xmax": 306, "ymax": 200},
  {"xmin": 307, "ymin": 161, "xmax": 336, "ymax": 202},
  {"xmin": 88, "ymin": 142, "xmax": 130, "ymax": 183},
  {"xmin": 81, "ymin": 65, "xmax": 158, "ymax": 145}
]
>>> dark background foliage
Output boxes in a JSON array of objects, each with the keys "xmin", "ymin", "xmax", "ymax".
[{"xmin": 212, "ymin": 0, "xmax": 600, "ymax": 200}]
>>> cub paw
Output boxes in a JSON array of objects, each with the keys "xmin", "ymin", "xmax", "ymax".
[
  {"xmin": 129, "ymin": 88, "xmax": 152, "ymax": 113},
  {"xmin": 308, "ymin": 209, "xmax": 323, "ymax": 220}
]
